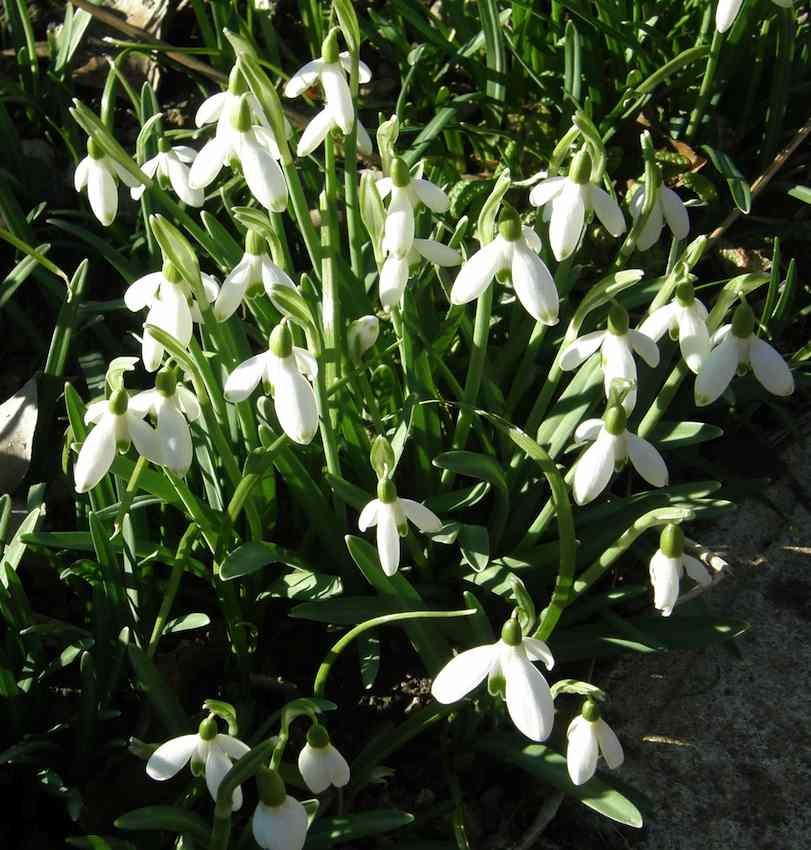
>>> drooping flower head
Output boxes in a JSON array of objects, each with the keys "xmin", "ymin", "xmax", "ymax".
[
  {"xmin": 225, "ymin": 323, "xmax": 319, "ymax": 445},
  {"xmin": 298, "ymin": 724, "xmax": 350, "ymax": 794},
  {"xmin": 431, "ymin": 617, "xmax": 556, "ymax": 742},
  {"xmin": 347, "ymin": 315, "xmax": 380, "ymax": 363},
  {"xmin": 358, "ymin": 477, "xmax": 442, "ymax": 576},
  {"xmin": 529, "ymin": 149, "xmax": 625, "ymax": 262},
  {"xmin": 694, "ymin": 301, "xmax": 794, "ymax": 406},
  {"xmin": 74, "ymin": 137, "xmax": 143, "ymax": 226},
  {"xmin": 195, "ymin": 66, "xmax": 269, "ymax": 141},
  {"xmin": 146, "ymin": 714, "xmax": 250, "ymax": 811},
  {"xmin": 560, "ymin": 303, "xmax": 660, "ymax": 413},
  {"xmin": 649, "ymin": 523, "xmax": 712, "ymax": 617},
  {"xmin": 572, "ymin": 404, "xmax": 668, "ymax": 506},
  {"xmin": 450, "ymin": 205, "xmax": 559, "ymax": 325},
  {"xmin": 131, "ymin": 138, "xmax": 204, "ymax": 207},
  {"xmin": 566, "ymin": 699, "xmax": 624, "ymax": 786},
  {"xmin": 629, "ymin": 179, "xmax": 689, "ymax": 252},
  {"xmin": 252, "ymin": 768, "xmax": 309, "ymax": 850},
  {"xmin": 639, "ymin": 280, "xmax": 710, "ymax": 374}
]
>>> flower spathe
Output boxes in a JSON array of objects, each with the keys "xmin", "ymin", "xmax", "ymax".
[
  {"xmin": 298, "ymin": 725, "xmax": 350, "ymax": 794},
  {"xmin": 75, "ymin": 138, "xmax": 143, "ymax": 226},
  {"xmin": 560, "ymin": 303, "xmax": 660, "ymax": 413},
  {"xmin": 131, "ymin": 140, "xmax": 203, "ymax": 207},
  {"xmin": 359, "ymin": 478, "xmax": 442, "ymax": 576},
  {"xmin": 694, "ymin": 302, "xmax": 794, "ymax": 406},
  {"xmin": 74, "ymin": 389, "xmax": 158, "ymax": 493},
  {"xmin": 650, "ymin": 524, "xmax": 712, "ymax": 616},
  {"xmin": 450, "ymin": 209, "xmax": 559, "ymax": 325},
  {"xmin": 566, "ymin": 701, "xmax": 624, "ymax": 786},
  {"xmin": 716, "ymin": 0, "xmax": 793, "ymax": 34},
  {"xmin": 629, "ymin": 182, "xmax": 689, "ymax": 251},
  {"xmin": 572, "ymin": 405, "xmax": 668, "ymax": 506},
  {"xmin": 529, "ymin": 149, "xmax": 625, "ymax": 261},
  {"xmin": 639, "ymin": 281, "xmax": 710, "ymax": 374},
  {"xmin": 145, "ymin": 715, "xmax": 250, "ymax": 811},
  {"xmin": 431, "ymin": 619, "xmax": 556, "ymax": 742},
  {"xmin": 225, "ymin": 324, "xmax": 319, "ymax": 445}
]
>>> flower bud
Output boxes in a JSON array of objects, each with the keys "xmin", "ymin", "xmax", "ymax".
[
  {"xmin": 684, "ymin": 234, "xmax": 707, "ymax": 269},
  {"xmin": 348, "ymin": 315, "xmax": 379, "ymax": 364},
  {"xmin": 581, "ymin": 698, "xmax": 600, "ymax": 722},
  {"xmin": 498, "ymin": 205, "xmax": 522, "ymax": 242},
  {"xmin": 731, "ymin": 301, "xmax": 755, "ymax": 339},
  {"xmin": 390, "ymin": 157, "xmax": 410, "ymax": 188},
  {"xmin": 269, "ymin": 323, "xmax": 293, "ymax": 358},
  {"xmin": 246, "ymin": 229, "xmax": 266, "ymax": 256},
  {"xmin": 230, "ymin": 94, "xmax": 252, "ymax": 133},
  {"xmin": 108, "ymin": 388, "xmax": 129, "ymax": 416},
  {"xmin": 377, "ymin": 478, "xmax": 397, "ymax": 503},
  {"xmin": 158, "ymin": 137, "xmax": 171, "ymax": 154},
  {"xmin": 156, "ymin": 366, "xmax": 179, "ymax": 397},
  {"xmin": 607, "ymin": 303, "xmax": 629, "ymax": 336},
  {"xmin": 321, "ymin": 27, "xmax": 341, "ymax": 64},
  {"xmin": 228, "ymin": 66, "xmax": 247, "ymax": 95},
  {"xmin": 568, "ymin": 149, "xmax": 592, "ymax": 185},
  {"xmin": 198, "ymin": 715, "xmax": 218, "ymax": 741},
  {"xmin": 256, "ymin": 767, "xmax": 287, "ymax": 807},
  {"xmin": 603, "ymin": 404, "xmax": 627, "ymax": 436},
  {"xmin": 675, "ymin": 280, "xmax": 695, "ymax": 307},
  {"xmin": 87, "ymin": 138, "xmax": 103, "ymax": 160},
  {"xmin": 306, "ymin": 723, "xmax": 331, "ymax": 749},
  {"xmin": 500, "ymin": 618, "xmax": 522, "ymax": 646},
  {"xmin": 659, "ymin": 523, "xmax": 684, "ymax": 558},
  {"xmin": 370, "ymin": 434, "xmax": 395, "ymax": 479}
]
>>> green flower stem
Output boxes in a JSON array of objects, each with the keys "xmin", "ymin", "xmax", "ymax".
[
  {"xmin": 313, "ymin": 608, "xmax": 475, "ymax": 698},
  {"xmin": 147, "ymin": 523, "xmax": 198, "ymax": 659},
  {"xmin": 111, "ymin": 455, "xmax": 149, "ymax": 538},
  {"xmin": 685, "ymin": 26, "xmax": 725, "ymax": 142},
  {"xmin": 321, "ymin": 139, "xmax": 344, "ymax": 399},
  {"xmin": 164, "ymin": 472, "xmax": 218, "ymax": 553},
  {"xmin": 343, "ymin": 52, "xmax": 364, "ymax": 278},
  {"xmin": 282, "ymin": 160, "xmax": 322, "ymax": 274},
  {"xmin": 637, "ymin": 359, "xmax": 690, "ymax": 439},
  {"xmin": 504, "ymin": 321, "xmax": 549, "ymax": 414},
  {"xmin": 354, "ymin": 369, "xmax": 385, "ymax": 435},
  {"xmin": 225, "ymin": 434, "xmax": 288, "ymax": 529},
  {"xmin": 612, "ymin": 133, "xmax": 659, "ymax": 267}
]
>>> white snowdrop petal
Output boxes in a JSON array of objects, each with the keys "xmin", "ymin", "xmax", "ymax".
[
  {"xmin": 504, "ymin": 652, "xmax": 555, "ymax": 742},
  {"xmin": 157, "ymin": 402, "xmax": 193, "ymax": 475},
  {"xmin": 240, "ymin": 138, "xmax": 288, "ymax": 212},
  {"xmin": 549, "ymin": 182, "xmax": 585, "ymax": 261},
  {"xmin": 383, "ymin": 189, "xmax": 415, "ymax": 257},
  {"xmin": 177, "ymin": 385, "xmax": 202, "ymax": 422},
  {"xmin": 127, "ymin": 413, "xmax": 161, "ymax": 464},
  {"xmin": 172, "ymin": 146, "xmax": 198, "ymax": 164},
  {"xmin": 380, "ymin": 254, "xmax": 409, "ymax": 308},
  {"xmin": 375, "ymin": 177, "xmax": 392, "ymax": 200},
  {"xmin": 660, "ymin": 186, "xmax": 690, "ymax": 240},
  {"xmin": 376, "ymin": 503, "xmax": 400, "ymax": 576},
  {"xmin": 510, "ymin": 240, "xmax": 559, "ymax": 325},
  {"xmin": 195, "ymin": 91, "xmax": 228, "ymax": 126},
  {"xmin": 205, "ymin": 746, "xmax": 238, "ymax": 809},
  {"xmin": 413, "ymin": 239, "xmax": 461, "ymax": 267},
  {"xmin": 297, "ymin": 108, "xmax": 334, "ymax": 157},
  {"xmin": 160, "ymin": 282, "xmax": 194, "ymax": 346},
  {"xmin": 559, "ymin": 331, "xmax": 605, "ymax": 371},
  {"xmin": 74, "ymin": 415, "xmax": 117, "ymax": 493},
  {"xmin": 88, "ymin": 162, "xmax": 118, "ymax": 226},
  {"xmin": 574, "ymin": 418, "xmax": 603, "ymax": 443},
  {"xmin": 274, "ymin": 361, "xmax": 319, "ymax": 445},
  {"xmin": 188, "ymin": 136, "xmax": 228, "ymax": 189},
  {"xmin": 683, "ymin": 555, "xmax": 712, "ymax": 587},
  {"xmin": 589, "ymin": 186, "xmax": 626, "ymax": 237},
  {"xmin": 567, "ymin": 719, "xmax": 599, "ymax": 785},
  {"xmin": 601, "ymin": 332, "xmax": 638, "ymax": 411},
  {"xmin": 320, "ymin": 64, "xmax": 354, "ymax": 134},
  {"xmin": 748, "ymin": 335, "xmax": 794, "ymax": 397},
  {"xmin": 124, "ymin": 272, "xmax": 163, "ymax": 312},
  {"xmin": 626, "ymin": 435, "xmax": 668, "ymax": 487},
  {"xmin": 111, "ymin": 160, "xmax": 143, "ymax": 189},
  {"xmin": 214, "ymin": 271, "xmax": 250, "ymax": 322},
  {"xmin": 224, "ymin": 353, "xmax": 269, "ymax": 402},
  {"xmin": 252, "ymin": 126, "xmax": 283, "ymax": 160},
  {"xmin": 398, "ymin": 498, "xmax": 442, "ymax": 533},
  {"xmin": 411, "ymin": 178, "xmax": 450, "ymax": 213},
  {"xmin": 146, "ymin": 734, "xmax": 200, "ymax": 781},
  {"xmin": 522, "ymin": 637, "xmax": 555, "ymax": 670},
  {"xmin": 450, "ymin": 240, "xmax": 505, "ymax": 305},
  {"xmin": 74, "ymin": 157, "xmax": 90, "ymax": 192},
  {"xmin": 649, "ymin": 550, "xmax": 681, "ymax": 617},
  {"xmin": 431, "ymin": 644, "xmax": 498, "ymax": 704},
  {"xmin": 298, "ymin": 744, "xmax": 332, "ymax": 794},
  {"xmin": 521, "ymin": 225, "xmax": 543, "ymax": 254},
  {"xmin": 595, "ymin": 718, "xmax": 624, "ymax": 769},
  {"xmin": 84, "ymin": 399, "xmax": 108, "ymax": 425},
  {"xmin": 339, "ymin": 52, "xmax": 373, "ymax": 84},
  {"xmin": 356, "ymin": 120, "xmax": 373, "ymax": 156},
  {"xmin": 130, "ymin": 157, "xmax": 158, "ymax": 199},
  {"xmin": 678, "ymin": 304, "xmax": 711, "ymax": 373},
  {"xmin": 328, "ymin": 745, "xmax": 351, "ymax": 787},
  {"xmin": 573, "ymin": 429, "xmax": 617, "ymax": 506},
  {"xmin": 166, "ymin": 154, "xmax": 204, "ymax": 207},
  {"xmin": 528, "ymin": 176, "xmax": 566, "ymax": 208},
  {"xmin": 284, "ymin": 59, "xmax": 326, "ymax": 97},
  {"xmin": 127, "ymin": 390, "xmax": 156, "ymax": 419},
  {"xmin": 628, "ymin": 329, "xmax": 661, "ymax": 368},
  {"xmin": 253, "ymin": 797, "xmax": 309, "ymax": 850},
  {"xmin": 634, "ymin": 202, "xmax": 664, "ymax": 251},
  {"xmin": 694, "ymin": 333, "xmax": 739, "ymax": 406},
  {"xmin": 358, "ymin": 499, "xmax": 380, "ymax": 531},
  {"xmin": 260, "ymin": 258, "xmax": 295, "ymax": 293},
  {"xmin": 292, "ymin": 347, "xmax": 318, "ymax": 379},
  {"xmin": 639, "ymin": 303, "xmax": 676, "ymax": 342},
  {"xmin": 716, "ymin": 0, "xmax": 743, "ymax": 33}
]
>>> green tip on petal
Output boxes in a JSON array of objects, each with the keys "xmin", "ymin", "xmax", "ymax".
[
  {"xmin": 377, "ymin": 478, "xmax": 397, "ymax": 503},
  {"xmin": 87, "ymin": 138, "xmax": 103, "ymax": 160},
  {"xmin": 306, "ymin": 723, "xmax": 331, "ymax": 749},
  {"xmin": 269, "ymin": 323, "xmax": 293, "ymax": 358},
  {"xmin": 163, "ymin": 260, "xmax": 182, "ymax": 284},
  {"xmin": 500, "ymin": 618, "xmax": 522, "ymax": 646},
  {"xmin": 228, "ymin": 66, "xmax": 247, "ymax": 95},
  {"xmin": 390, "ymin": 157, "xmax": 410, "ymax": 188},
  {"xmin": 498, "ymin": 204, "xmax": 522, "ymax": 242},
  {"xmin": 230, "ymin": 94, "xmax": 252, "ymax": 133},
  {"xmin": 659, "ymin": 523, "xmax": 684, "ymax": 558},
  {"xmin": 581, "ymin": 698, "xmax": 601, "ymax": 722},
  {"xmin": 731, "ymin": 301, "xmax": 755, "ymax": 338},
  {"xmin": 675, "ymin": 280, "xmax": 695, "ymax": 306},
  {"xmin": 198, "ymin": 715, "xmax": 218, "ymax": 741},
  {"xmin": 321, "ymin": 27, "xmax": 341, "ymax": 64},
  {"xmin": 246, "ymin": 229, "xmax": 266, "ymax": 256},
  {"xmin": 156, "ymin": 366, "xmax": 179, "ymax": 397},
  {"xmin": 157, "ymin": 137, "xmax": 171, "ymax": 154},
  {"xmin": 568, "ymin": 148, "xmax": 592, "ymax": 185},
  {"xmin": 603, "ymin": 404, "xmax": 627, "ymax": 435},
  {"xmin": 607, "ymin": 302, "xmax": 629, "ymax": 335},
  {"xmin": 108, "ymin": 388, "xmax": 129, "ymax": 416},
  {"xmin": 256, "ymin": 767, "xmax": 287, "ymax": 807}
]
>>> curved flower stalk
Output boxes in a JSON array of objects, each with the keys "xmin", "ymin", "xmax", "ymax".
[
  {"xmin": 529, "ymin": 149, "xmax": 625, "ymax": 261},
  {"xmin": 716, "ymin": 0, "xmax": 793, "ymax": 33},
  {"xmin": 74, "ymin": 388, "xmax": 158, "ymax": 493},
  {"xmin": 358, "ymin": 478, "xmax": 442, "ymax": 576},
  {"xmin": 639, "ymin": 280, "xmax": 710, "ymax": 374},
  {"xmin": 695, "ymin": 301, "xmax": 794, "ymax": 406},
  {"xmin": 131, "ymin": 139, "xmax": 203, "ymax": 207},
  {"xmin": 189, "ymin": 94, "xmax": 288, "ymax": 212},
  {"xmin": 124, "ymin": 261, "xmax": 219, "ymax": 372},
  {"xmin": 450, "ymin": 206, "xmax": 559, "ymax": 325},
  {"xmin": 75, "ymin": 138, "xmax": 143, "ymax": 226},
  {"xmin": 225, "ymin": 323, "xmax": 318, "ymax": 445},
  {"xmin": 214, "ymin": 230, "xmax": 295, "ymax": 321},
  {"xmin": 566, "ymin": 699, "xmax": 624, "ymax": 785},
  {"xmin": 431, "ymin": 618, "xmax": 556, "ymax": 742},
  {"xmin": 284, "ymin": 27, "xmax": 372, "ymax": 147},
  {"xmin": 298, "ymin": 724, "xmax": 350, "ymax": 794},
  {"xmin": 146, "ymin": 714, "xmax": 249, "ymax": 811},
  {"xmin": 572, "ymin": 404, "xmax": 668, "ymax": 506},
  {"xmin": 129, "ymin": 367, "xmax": 201, "ymax": 476},
  {"xmin": 560, "ymin": 303, "xmax": 659, "ymax": 413},
  {"xmin": 629, "ymin": 182, "xmax": 689, "ymax": 251},
  {"xmin": 253, "ymin": 768, "xmax": 309, "ymax": 850},
  {"xmin": 649, "ymin": 524, "xmax": 711, "ymax": 616}
]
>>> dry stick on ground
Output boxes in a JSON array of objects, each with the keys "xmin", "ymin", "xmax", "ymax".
[
  {"xmin": 511, "ymin": 791, "xmax": 565, "ymax": 850},
  {"xmin": 705, "ymin": 112, "xmax": 811, "ymax": 249}
]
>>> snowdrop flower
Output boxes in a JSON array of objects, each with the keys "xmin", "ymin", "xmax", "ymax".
[
  {"xmin": 195, "ymin": 67, "xmax": 268, "ymax": 140},
  {"xmin": 125, "ymin": 261, "xmax": 219, "ymax": 372},
  {"xmin": 358, "ymin": 478, "xmax": 442, "ymax": 576},
  {"xmin": 252, "ymin": 768, "xmax": 308, "ymax": 850},
  {"xmin": 189, "ymin": 94, "xmax": 288, "ymax": 212},
  {"xmin": 146, "ymin": 714, "xmax": 250, "ymax": 811},
  {"xmin": 716, "ymin": 0, "xmax": 793, "ymax": 33},
  {"xmin": 629, "ymin": 181, "xmax": 689, "ymax": 251},
  {"xmin": 284, "ymin": 28, "xmax": 372, "ymax": 138},
  {"xmin": 296, "ymin": 107, "xmax": 373, "ymax": 158},
  {"xmin": 695, "ymin": 302, "xmax": 794, "ymax": 406},
  {"xmin": 529, "ymin": 149, "xmax": 625, "ymax": 261},
  {"xmin": 380, "ymin": 237, "xmax": 461, "ymax": 309},
  {"xmin": 347, "ymin": 315, "xmax": 380, "ymax": 363},
  {"xmin": 649, "ymin": 524, "xmax": 711, "ymax": 617},
  {"xmin": 225, "ymin": 323, "xmax": 318, "ymax": 445},
  {"xmin": 74, "ymin": 389, "xmax": 158, "ymax": 493},
  {"xmin": 129, "ymin": 367, "xmax": 201, "ymax": 476},
  {"xmin": 214, "ymin": 230, "xmax": 294, "ymax": 321},
  {"xmin": 431, "ymin": 618, "xmax": 556, "ymax": 742},
  {"xmin": 450, "ymin": 206, "xmax": 559, "ymax": 325},
  {"xmin": 131, "ymin": 139, "xmax": 203, "ymax": 207},
  {"xmin": 572, "ymin": 404, "xmax": 668, "ymax": 506},
  {"xmin": 298, "ymin": 724, "xmax": 350, "ymax": 794},
  {"xmin": 560, "ymin": 303, "xmax": 659, "ymax": 413},
  {"xmin": 566, "ymin": 699, "xmax": 624, "ymax": 786},
  {"xmin": 639, "ymin": 281, "xmax": 710, "ymax": 374},
  {"xmin": 74, "ymin": 138, "xmax": 143, "ymax": 226}
]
